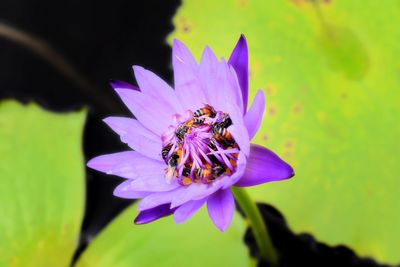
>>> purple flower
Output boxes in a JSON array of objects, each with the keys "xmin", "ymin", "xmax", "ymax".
[{"xmin": 88, "ymin": 35, "xmax": 294, "ymax": 232}]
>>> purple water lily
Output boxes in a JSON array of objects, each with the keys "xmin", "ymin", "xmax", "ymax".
[{"xmin": 87, "ymin": 35, "xmax": 294, "ymax": 232}]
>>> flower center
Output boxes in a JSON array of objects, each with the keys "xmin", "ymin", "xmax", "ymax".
[{"xmin": 161, "ymin": 104, "xmax": 239, "ymax": 185}]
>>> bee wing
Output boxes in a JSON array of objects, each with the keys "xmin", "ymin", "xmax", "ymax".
[{"xmin": 165, "ymin": 167, "xmax": 176, "ymax": 184}]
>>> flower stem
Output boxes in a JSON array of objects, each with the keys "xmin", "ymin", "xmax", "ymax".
[{"xmin": 232, "ymin": 187, "xmax": 278, "ymax": 267}]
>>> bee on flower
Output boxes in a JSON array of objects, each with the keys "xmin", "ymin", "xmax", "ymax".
[{"xmin": 87, "ymin": 35, "xmax": 294, "ymax": 231}]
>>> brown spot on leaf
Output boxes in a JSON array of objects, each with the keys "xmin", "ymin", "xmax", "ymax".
[
  {"xmin": 262, "ymin": 133, "xmax": 269, "ymax": 142},
  {"xmin": 178, "ymin": 17, "xmax": 192, "ymax": 34},
  {"xmin": 293, "ymin": 104, "xmax": 302, "ymax": 114},
  {"xmin": 238, "ymin": 0, "xmax": 248, "ymax": 7},
  {"xmin": 265, "ymin": 84, "xmax": 277, "ymax": 96},
  {"xmin": 284, "ymin": 151, "xmax": 292, "ymax": 158},
  {"xmin": 183, "ymin": 25, "xmax": 190, "ymax": 33},
  {"xmin": 285, "ymin": 140, "xmax": 294, "ymax": 148},
  {"xmin": 268, "ymin": 106, "xmax": 277, "ymax": 116},
  {"xmin": 249, "ymin": 61, "xmax": 261, "ymax": 78}
]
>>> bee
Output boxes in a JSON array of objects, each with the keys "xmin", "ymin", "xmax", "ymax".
[
  {"xmin": 212, "ymin": 122, "xmax": 231, "ymax": 137},
  {"xmin": 212, "ymin": 115, "xmax": 232, "ymax": 134},
  {"xmin": 161, "ymin": 143, "xmax": 173, "ymax": 161},
  {"xmin": 213, "ymin": 123, "xmax": 235, "ymax": 147},
  {"xmin": 208, "ymin": 138, "xmax": 217, "ymax": 151},
  {"xmin": 212, "ymin": 123, "xmax": 222, "ymax": 135},
  {"xmin": 165, "ymin": 167, "xmax": 176, "ymax": 183},
  {"xmin": 212, "ymin": 164, "xmax": 226, "ymax": 177},
  {"xmin": 175, "ymin": 125, "xmax": 190, "ymax": 141},
  {"xmin": 185, "ymin": 117, "xmax": 205, "ymax": 127},
  {"xmin": 195, "ymin": 167, "xmax": 214, "ymax": 182},
  {"xmin": 165, "ymin": 153, "xmax": 179, "ymax": 183},
  {"xmin": 168, "ymin": 153, "xmax": 179, "ymax": 168},
  {"xmin": 221, "ymin": 114, "xmax": 232, "ymax": 128},
  {"xmin": 182, "ymin": 166, "xmax": 191, "ymax": 177},
  {"xmin": 193, "ymin": 104, "xmax": 216, "ymax": 118}
]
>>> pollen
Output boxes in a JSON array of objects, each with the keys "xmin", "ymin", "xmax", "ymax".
[{"xmin": 161, "ymin": 104, "xmax": 240, "ymax": 185}]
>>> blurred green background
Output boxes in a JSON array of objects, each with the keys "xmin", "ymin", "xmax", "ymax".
[{"xmin": 1, "ymin": 0, "xmax": 399, "ymax": 266}]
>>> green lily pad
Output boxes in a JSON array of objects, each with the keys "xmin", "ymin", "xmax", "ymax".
[
  {"xmin": 75, "ymin": 204, "xmax": 249, "ymax": 267},
  {"xmin": 170, "ymin": 0, "xmax": 400, "ymax": 264},
  {"xmin": 0, "ymin": 101, "xmax": 86, "ymax": 267}
]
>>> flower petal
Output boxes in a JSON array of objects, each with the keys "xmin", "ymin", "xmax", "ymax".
[
  {"xmin": 214, "ymin": 59, "xmax": 243, "ymax": 112},
  {"xmin": 126, "ymin": 174, "xmax": 180, "ymax": 192},
  {"xmin": 109, "ymin": 80, "xmax": 139, "ymax": 91},
  {"xmin": 228, "ymin": 35, "xmax": 248, "ymax": 113},
  {"xmin": 172, "ymin": 39, "xmax": 207, "ymax": 111},
  {"xmin": 244, "ymin": 90, "xmax": 265, "ymax": 140},
  {"xmin": 225, "ymin": 103, "xmax": 250, "ymax": 156},
  {"xmin": 207, "ymin": 188, "xmax": 235, "ymax": 232},
  {"xmin": 133, "ymin": 65, "xmax": 184, "ymax": 114},
  {"xmin": 170, "ymin": 179, "xmax": 224, "ymax": 208},
  {"xmin": 221, "ymin": 151, "xmax": 247, "ymax": 189},
  {"xmin": 103, "ymin": 117, "xmax": 162, "ymax": 160},
  {"xmin": 174, "ymin": 198, "xmax": 207, "ymax": 224},
  {"xmin": 87, "ymin": 151, "xmax": 164, "ymax": 179},
  {"xmin": 137, "ymin": 188, "xmax": 183, "ymax": 211},
  {"xmin": 115, "ymin": 89, "xmax": 173, "ymax": 136},
  {"xmin": 204, "ymin": 58, "xmax": 243, "ymax": 113},
  {"xmin": 113, "ymin": 180, "xmax": 151, "ymax": 199},
  {"xmin": 235, "ymin": 144, "xmax": 294, "ymax": 187},
  {"xmin": 198, "ymin": 46, "xmax": 219, "ymax": 104},
  {"xmin": 134, "ymin": 204, "xmax": 175, "ymax": 225},
  {"xmin": 170, "ymin": 184, "xmax": 207, "ymax": 208},
  {"xmin": 228, "ymin": 64, "xmax": 245, "ymax": 112}
]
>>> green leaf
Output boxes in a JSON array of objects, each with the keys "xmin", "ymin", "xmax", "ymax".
[
  {"xmin": 75, "ymin": 204, "xmax": 249, "ymax": 267},
  {"xmin": 0, "ymin": 101, "xmax": 86, "ymax": 266},
  {"xmin": 170, "ymin": 0, "xmax": 400, "ymax": 264}
]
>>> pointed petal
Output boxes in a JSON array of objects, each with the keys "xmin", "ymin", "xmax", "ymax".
[
  {"xmin": 87, "ymin": 151, "xmax": 164, "ymax": 179},
  {"xmin": 109, "ymin": 80, "xmax": 139, "ymax": 91},
  {"xmin": 228, "ymin": 64, "xmax": 245, "ymax": 112},
  {"xmin": 134, "ymin": 204, "xmax": 175, "ymax": 225},
  {"xmin": 172, "ymin": 39, "xmax": 207, "ymax": 110},
  {"xmin": 133, "ymin": 65, "xmax": 184, "ymax": 114},
  {"xmin": 207, "ymin": 188, "xmax": 235, "ymax": 232},
  {"xmin": 244, "ymin": 90, "xmax": 265, "ymax": 140},
  {"xmin": 204, "ymin": 59, "xmax": 243, "ymax": 113},
  {"xmin": 235, "ymin": 144, "xmax": 294, "ymax": 187},
  {"xmin": 174, "ymin": 198, "xmax": 207, "ymax": 224},
  {"xmin": 113, "ymin": 180, "xmax": 151, "ymax": 199},
  {"xmin": 103, "ymin": 117, "xmax": 162, "ymax": 160},
  {"xmin": 115, "ymin": 89, "xmax": 173, "ymax": 136},
  {"xmin": 228, "ymin": 35, "xmax": 248, "ymax": 113},
  {"xmin": 198, "ymin": 46, "xmax": 219, "ymax": 103},
  {"xmin": 198, "ymin": 46, "xmax": 243, "ymax": 109}
]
